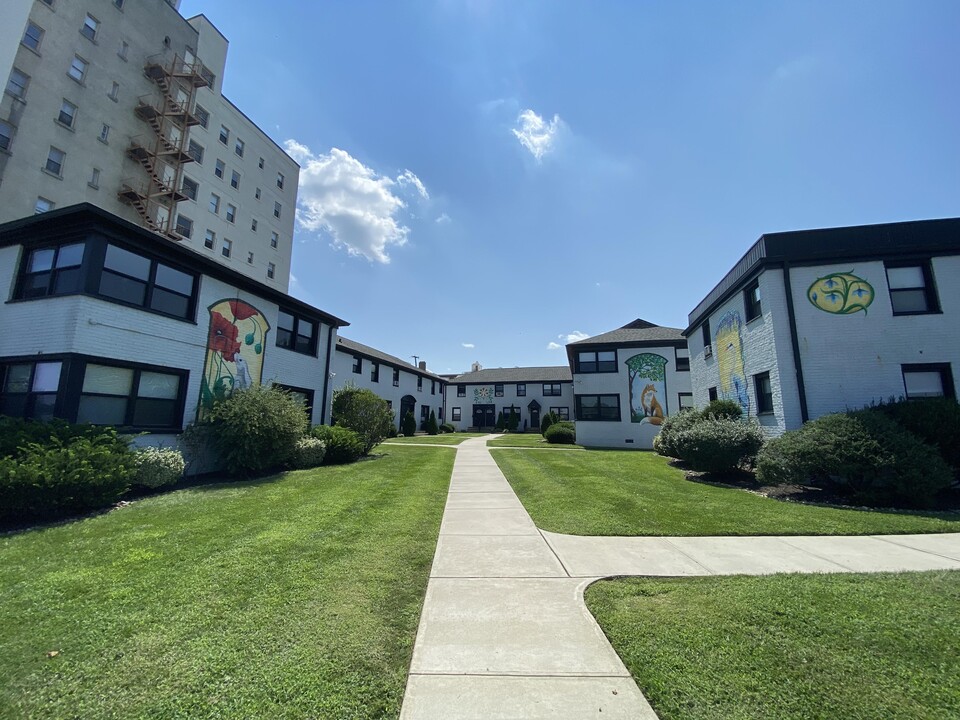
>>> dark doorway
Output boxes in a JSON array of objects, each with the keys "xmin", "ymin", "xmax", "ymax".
[
  {"xmin": 472, "ymin": 404, "xmax": 495, "ymax": 429},
  {"xmin": 528, "ymin": 400, "xmax": 541, "ymax": 431},
  {"xmin": 399, "ymin": 394, "xmax": 416, "ymax": 430}
]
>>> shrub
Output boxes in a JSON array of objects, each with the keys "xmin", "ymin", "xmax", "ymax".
[
  {"xmin": 495, "ymin": 411, "xmax": 505, "ymax": 431},
  {"xmin": 756, "ymin": 411, "xmax": 952, "ymax": 508},
  {"xmin": 426, "ymin": 410, "xmax": 439, "ymax": 436},
  {"xmin": 132, "ymin": 447, "xmax": 185, "ymax": 488},
  {"xmin": 0, "ymin": 429, "xmax": 135, "ymax": 522},
  {"xmin": 332, "ymin": 385, "xmax": 394, "ymax": 454},
  {"xmin": 311, "ymin": 425, "xmax": 364, "ymax": 465},
  {"xmin": 544, "ymin": 422, "xmax": 576, "ymax": 444},
  {"xmin": 200, "ymin": 384, "xmax": 308, "ymax": 477},
  {"xmin": 872, "ymin": 397, "xmax": 960, "ymax": 473},
  {"xmin": 669, "ymin": 418, "xmax": 764, "ymax": 473},
  {"xmin": 440, "ymin": 422, "xmax": 455, "ymax": 434},
  {"xmin": 0, "ymin": 416, "xmax": 121, "ymax": 458},
  {"xmin": 402, "ymin": 411, "xmax": 417, "ymax": 437},
  {"xmin": 702, "ymin": 399, "xmax": 743, "ymax": 421},
  {"xmin": 506, "ymin": 409, "xmax": 520, "ymax": 432},
  {"xmin": 290, "ymin": 436, "xmax": 326, "ymax": 469},
  {"xmin": 540, "ymin": 412, "xmax": 555, "ymax": 436},
  {"xmin": 653, "ymin": 410, "xmax": 706, "ymax": 460}
]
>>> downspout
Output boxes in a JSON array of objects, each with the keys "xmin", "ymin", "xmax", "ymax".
[
  {"xmin": 320, "ymin": 324, "xmax": 335, "ymax": 425},
  {"xmin": 782, "ymin": 262, "xmax": 809, "ymax": 423}
]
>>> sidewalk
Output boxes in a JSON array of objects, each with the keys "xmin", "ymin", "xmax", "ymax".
[{"xmin": 399, "ymin": 436, "xmax": 960, "ymax": 719}]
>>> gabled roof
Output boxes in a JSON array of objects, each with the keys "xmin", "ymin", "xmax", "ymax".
[
  {"xmin": 567, "ymin": 319, "xmax": 686, "ymax": 346},
  {"xmin": 451, "ymin": 366, "xmax": 572, "ymax": 383},
  {"xmin": 335, "ymin": 336, "xmax": 445, "ymax": 382}
]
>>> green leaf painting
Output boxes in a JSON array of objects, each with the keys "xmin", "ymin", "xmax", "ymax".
[
  {"xmin": 808, "ymin": 272, "xmax": 874, "ymax": 315},
  {"xmin": 625, "ymin": 353, "xmax": 667, "ymax": 381}
]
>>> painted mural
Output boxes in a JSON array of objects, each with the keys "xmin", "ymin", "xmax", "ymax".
[
  {"xmin": 198, "ymin": 299, "xmax": 270, "ymax": 419},
  {"xmin": 715, "ymin": 310, "xmax": 749, "ymax": 414},
  {"xmin": 626, "ymin": 353, "xmax": 668, "ymax": 425},
  {"xmin": 807, "ymin": 271, "xmax": 874, "ymax": 315},
  {"xmin": 473, "ymin": 386, "xmax": 493, "ymax": 404}
]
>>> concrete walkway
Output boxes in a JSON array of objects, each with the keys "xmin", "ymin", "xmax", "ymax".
[{"xmin": 399, "ymin": 436, "xmax": 960, "ymax": 719}]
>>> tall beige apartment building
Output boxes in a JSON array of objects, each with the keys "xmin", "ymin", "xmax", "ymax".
[{"xmin": 0, "ymin": 0, "xmax": 298, "ymax": 291}]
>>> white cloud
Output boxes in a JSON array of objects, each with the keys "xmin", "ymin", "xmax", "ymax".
[
  {"xmin": 546, "ymin": 330, "xmax": 589, "ymax": 350},
  {"xmin": 546, "ymin": 342, "xmax": 563, "ymax": 350},
  {"xmin": 435, "ymin": 212, "xmax": 452, "ymax": 224},
  {"xmin": 284, "ymin": 141, "xmax": 429, "ymax": 264},
  {"xmin": 462, "ymin": 342, "xmax": 475, "ymax": 349},
  {"xmin": 512, "ymin": 109, "xmax": 562, "ymax": 161}
]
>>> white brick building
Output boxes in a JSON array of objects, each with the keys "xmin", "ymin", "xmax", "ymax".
[
  {"xmin": 332, "ymin": 337, "xmax": 446, "ymax": 431},
  {"xmin": 566, "ymin": 319, "xmax": 691, "ymax": 449},
  {"xmin": 444, "ymin": 367, "xmax": 574, "ymax": 432},
  {"xmin": 684, "ymin": 218, "xmax": 960, "ymax": 435}
]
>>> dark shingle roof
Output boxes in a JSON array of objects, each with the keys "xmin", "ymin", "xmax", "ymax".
[
  {"xmin": 568, "ymin": 319, "xmax": 685, "ymax": 346},
  {"xmin": 451, "ymin": 366, "xmax": 572, "ymax": 383},
  {"xmin": 335, "ymin": 336, "xmax": 445, "ymax": 381}
]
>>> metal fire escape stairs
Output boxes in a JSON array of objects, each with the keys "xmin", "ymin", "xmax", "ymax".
[{"xmin": 118, "ymin": 53, "xmax": 208, "ymax": 240}]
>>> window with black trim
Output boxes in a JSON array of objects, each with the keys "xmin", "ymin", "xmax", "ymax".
[
  {"xmin": 276, "ymin": 310, "xmax": 318, "ymax": 356},
  {"xmin": 494, "ymin": 383, "xmax": 503, "ymax": 397},
  {"xmin": 576, "ymin": 394, "xmax": 620, "ymax": 421},
  {"xmin": 576, "ymin": 350, "xmax": 616, "ymax": 373},
  {"xmin": 275, "ymin": 383, "xmax": 314, "ymax": 420},
  {"xmin": 886, "ymin": 262, "xmax": 940, "ymax": 315},
  {"xmin": 708, "ymin": 387, "xmax": 718, "ymax": 402},
  {"xmin": 371, "ymin": 362, "xmax": 379, "ymax": 383},
  {"xmin": 543, "ymin": 383, "xmax": 562, "ymax": 396},
  {"xmin": 431, "ymin": 380, "xmax": 436, "ymax": 395},
  {"xmin": 754, "ymin": 372, "xmax": 773, "ymax": 414},
  {"xmin": 420, "ymin": 405, "xmax": 429, "ymax": 421},
  {"xmin": 452, "ymin": 407, "xmax": 461, "ymax": 421},
  {"xmin": 550, "ymin": 406, "xmax": 570, "ymax": 420},
  {"xmin": 0, "ymin": 360, "xmax": 62, "ymax": 420},
  {"xmin": 676, "ymin": 355, "xmax": 690, "ymax": 372},
  {"xmin": 77, "ymin": 361, "xmax": 184, "ymax": 430},
  {"xmin": 417, "ymin": 376, "xmax": 423, "ymax": 391},
  {"xmin": 18, "ymin": 242, "xmax": 85, "ymax": 298},
  {"xmin": 351, "ymin": 355, "xmax": 362, "ymax": 373},
  {"xmin": 517, "ymin": 383, "xmax": 526, "ymax": 396},
  {"xmin": 457, "ymin": 384, "xmax": 465, "ymax": 397},
  {"xmin": 701, "ymin": 319, "xmax": 711, "ymax": 350},
  {"xmin": 678, "ymin": 393, "xmax": 695, "ymax": 411},
  {"xmin": 98, "ymin": 244, "xmax": 196, "ymax": 318},
  {"xmin": 393, "ymin": 368, "xmax": 400, "ymax": 387},
  {"xmin": 902, "ymin": 364, "xmax": 954, "ymax": 400},
  {"xmin": 744, "ymin": 279, "xmax": 762, "ymax": 321}
]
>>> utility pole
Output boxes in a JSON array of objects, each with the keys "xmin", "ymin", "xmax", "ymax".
[{"xmin": 411, "ymin": 355, "xmax": 420, "ymax": 366}]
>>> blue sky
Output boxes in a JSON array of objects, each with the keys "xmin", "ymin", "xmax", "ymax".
[{"xmin": 180, "ymin": 0, "xmax": 960, "ymax": 374}]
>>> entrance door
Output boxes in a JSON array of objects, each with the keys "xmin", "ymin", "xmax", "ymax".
[
  {"xmin": 399, "ymin": 395, "xmax": 416, "ymax": 430},
  {"xmin": 472, "ymin": 404, "xmax": 495, "ymax": 428},
  {"xmin": 529, "ymin": 406, "xmax": 540, "ymax": 430}
]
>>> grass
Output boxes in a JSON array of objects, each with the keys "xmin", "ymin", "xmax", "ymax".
[
  {"xmin": 0, "ymin": 446, "xmax": 454, "ymax": 720},
  {"xmin": 486, "ymin": 433, "xmax": 583, "ymax": 448},
  {"xmin": 381, "ymin": 432, "xmax": 485, "ymax": 445},
  {"xmin": 585, "ymin": 572, "xmax": 960, "ymax": 720},
  {"xmin": 492, "ymin": 449, "xmax": 960, "ymax": 535}
]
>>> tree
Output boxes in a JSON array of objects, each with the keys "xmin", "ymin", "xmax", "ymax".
[
  {"xmin": 495, "ymin": 411, "xmax": 505, "ymax": 431},
  {"xmin": 540, "ymin": 412, "xmax": 556, "ymax": 436},
  {"xmin": 426, "ymin": 410, "xmax": 439, "ymax": 435},
  {"xmin": 402, "ymin": 411, "xmax": 417, "ymax": 437},
  {"xmin": 331, "ymin": 385, "xmax": 394, "ymax": 454},
  {"xmin": 506, "ymin": 409, "xmax": 520, "ymax": 432}
]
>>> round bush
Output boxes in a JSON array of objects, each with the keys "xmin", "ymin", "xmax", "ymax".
[
  {"xmin": 311, "ymin": 425, "xmax": 364, "ymax": 465},
  {"xmin": 290, "ymin": 436, "xmax": 326, "ymax": 469},
  {"xmin": 702, "ymin": 399, "xmax": 743, "ymax": 421},
  {"xmin": 653, "ymin": 410, "xmax": 705, "ymax": 460},
  {"xmin": 544, "ymin": 422, "xmax": 576, "ymax": 444},
  {"xmin": 401, "ymin": 411, "xmax": 417, "ymax": 438},
  {"xmin": 132, "ymin": 447, "xmax": 185, "ymax": 488},
  {"xmin": 440, "ymin": 422, "xmax": 455, "ymax": 434},
  {"xmin": 671, "ymin": 418, "xmax": 765, "ymax": 473},
  {"xmin": 332, "ymin": 386, "xmax": 394, "ymax": 454}
]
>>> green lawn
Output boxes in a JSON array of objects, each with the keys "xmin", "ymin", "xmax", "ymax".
[
  {"xmin": 382, "ymin": 433, "xmax": 485, "ymax": 445},
  {"xmin": 0, "ymin": 446, "xmax": 454, "ymax": 720},
  {"xmin": 586, "ymin": 572, "xmax": 960, "ymax": 720},
  {"xmin": 492, "ymin": 449, "xmax": 960, "ymax": 535},
  {"xmin": 486, "ymin": 433, "xmax": 583, "ymax": 448}
]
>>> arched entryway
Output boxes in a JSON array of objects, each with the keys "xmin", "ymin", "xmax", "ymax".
[
  {"xmin": 527, "ymin": 400, "xmax": 541, "ymax": 432},
  {"xmin": 399, "ymin": 394, "xmax": 416, "ymax": 430}
]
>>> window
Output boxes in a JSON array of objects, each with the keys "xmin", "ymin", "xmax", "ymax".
[
  {"xmin": 431, "ymin": 380, "xmax": 436, "ymax": 395},
  {"xmin": 276, "ymin": 310, "xmax": 317, "ymax": 355},
  {"xmin": 108, "ymin": 82, "xmax": 119, "ymax": 101},
  {"xmin": 181, "ymin": 176, "xmax": 198, "ymax": 201},
  {"xmin": 221, "ymin": 239, "xmax": 232, "ymax": 257},
  {"xmin": 246, "ymin": 251, "xmax": 254, "ymax": 264},
  {"xmin": 902, "ymin": 364, "xmax": 954, "ymax": 400},
  {"xmin": 886, "ymin": 262, "xmax": 940, "ymax": 315},
  {"xmin": 204, "ymin": 230, "xmax": 215, "ymax": 250},
  {"xmin": 371, "ymin": 362, "xmax": 380, "ymax": 383},
  {"xmin": 255, "ymin": 187, "xmax": 262, "ymax": 200},
  {"xmin": 754, "ymin": 372, "xmax": 773, "ymax": 414},
  {"xmin": 270, "ymin": 232, "xmax": 279, "ymax": 249},
  {"xmin": 385, "ymin": 400, "xmax": 393, "ymax": 411},
  {"xmin": 118, "ymin": 40, "xmax": 129, "ymax": 60},
  {"xmin": 273, "ymin": 201, "xmax": 282, "ymax": 219},
  {"xmin": 393, "ymin": 368, "xmax": 400, "ymax": 387},
  {"xmin": 214, "ymin": 159, "xmax": 225, "ymax": 178},
  {"xmin": 177, "ymin": 214, "xmax": 193, "ymax": 238},
  {"xmin": 235, "ymin": 139, "xmax": 244, "ymax": 157},
  {"xmin": 78, "ymin": 362, "xmax": 183, "ymax": 430},
  {"xmin": 114, "ymin": 0, "xmax": 124, "ymax": 8},
  {"xmin": 701, "ymin": 319, "xmax": 711, "ymax": 350},
  {"xmin": 678, "ymin": 393, "xmax": 695, "ymax": 411},
  {"xmin": 274, "ymin": 384, "xmax": 314, "ymax": 418},
  {"xmin": 6, "ymin": 68, "xmax": 30, "ymax": 99},
  {"xmin": 708, "ymin": 387, "xmax": 718, "ymax": 402},
  {"xmin": 45, "ymin": 146, "xmax": 65, "ymax": 176},
  {"xmin": 517, "ymin": 383, "xmax": 526, "ymax": 396},
  {"xmin": 452, "ymin": 407, "xmax": 461, "ymax": 421},
  {"xmin": 34, "ymin": 197, "xmax": 54, "ymax": 214},
  {"xmin": 417, "ymin": 376, "xmax": 423, "ymax": 391},
  {"xmin": 209, "ymin": 193, "xmax": 220, "ymax": 214},
  {"xmin": 0, "ymin": 121, "xmax": 12, "ymax": 152},
  {"xmin": 251, "ymin": 218, "xmax": 258, "ymax": 232},
  {"xmin": 576, "ymin": 394, "xmax": 621, "ymax": 421},
  {"xmin": 495, "ymin": 383, "xmax": 504, "ymax": 397},
  {"xmin": 457, "ymin": 384, "xmax": 465, "ymax": 397},
  {"xmin": 88, "ymin": 167, "xmax": 100, "ymax": 189},
  {"xmin": 266, "ymin": 262, "xmax": 275, "ymax": 280},
  {"xmin": 40, "ymin": 0, "xmax": 55, "ymax": 6},
  {"xmin": 676, "ymin": 355, "xmax": 690, "ymax": 372},
  {"xmin": 0, "ymin": 361, "xmax": 62, "ymax": 421},
  {"xmin": 576, "ymin": 350, "xmax": 617, "ymax": 373},
  {"xmin": 258, "ymin": 157, "xmax": 265, "ymax": 169},
  {"xmin": 420, "ymin": 405, "xmax": 430, "ymax": 422},
  {"xmin": 194, "ymin": 104, "xmax": 209, "ymax": 128},
  {"xmin": 99, "ymin": 244, "xmax": 196, "ymax": 318},
  {"xmin": 225, "ymin": 204, "xmax": 236, "ymax": 223},
  {"xmin": 188, "ymin": 140, "xmax": 204, "ymax": 163},
  {"xmin": 98, "ymin": 123, "xmax": 110, "ymax": 142},
  {"xmin": 219, "ymin": 125, "xmax": 229, "ymax": 144},
  {"xmin": 277, "ymin": 172, "xmax": 284, "ymax": 189},
  {"xmin": 22, "ymin": 22, "xmax": 44, "ymax": 52},
  {"xmin": 351, "ymin": 355, "xmax": 362, "ymax": 373},
  {"xmin": 744, "ymin": 279, "xmax": 762, "ymax": 322},
  {"xmin": 80, "ymin": 15, "xmax": 99, "ymax": 42},
  {"xmin": 17, "ymin": 242, "xmax": 84, "ymax": 298},
  {"xmin": 543, "ymin": 383, "xmax": 562, "ymax": 396},
  {"xmin": 230, "ymin": 170, "xmax": 240, "ymax": 189},
  {"xmin": 68, "ymin": 56, "xmax": 88, "ymax": 83},
  {"xmin": 57, "ymin": 99, "xmax": 77, "ymax": 128},
  {"xmin": 550, "ymin": 406, "xmax": 570, "ymax": 421}
]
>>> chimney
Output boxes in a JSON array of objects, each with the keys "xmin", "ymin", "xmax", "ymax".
[
  {"xmin": 471, "ymin": 361, "xmax": 482, "ymax": 372},
  {"xmin": 418, "ymin": 361, "xmax": 427, "ymax": 371}
]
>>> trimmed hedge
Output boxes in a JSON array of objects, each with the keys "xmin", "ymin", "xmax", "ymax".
[
  {"xmin": 540, "ymin": 412, "xmax": 556, "ymax": 436},
  {"xmin": 654, "ymin": 409, "xmax": 763, "ymax": 473},
  {"xmin": 401, "ymin": 411, "xmax": 417, "ymax": 438},
  {"xmin": 132, "ymin": 447, "xmax": 185, "ymax": 488},
  {"xmin": 290, "ymin": 436, "xmax": 327, "ymax": 469},
  {"xmin": 440, "ymin": 422, "xmax": 455, "ymax": 434},
  {"xmin": 872, "ymin": 397, "xmax": 960, "ymax": 473},
  {"xmin": 311, "ymin": 425, "xmax": 364, "ymax": 465},
  {"xmin": 544, "ymin": 421, "xmax": 576, "ymax": 444},
  {"xmin": 426, "ymin": 410, "xmax": 439, "ymax": 436}
]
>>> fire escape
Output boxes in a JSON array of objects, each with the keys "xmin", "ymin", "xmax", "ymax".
[{"xmin": 118, "ymin": 53, "xmax": 208, "ymax": 240}]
